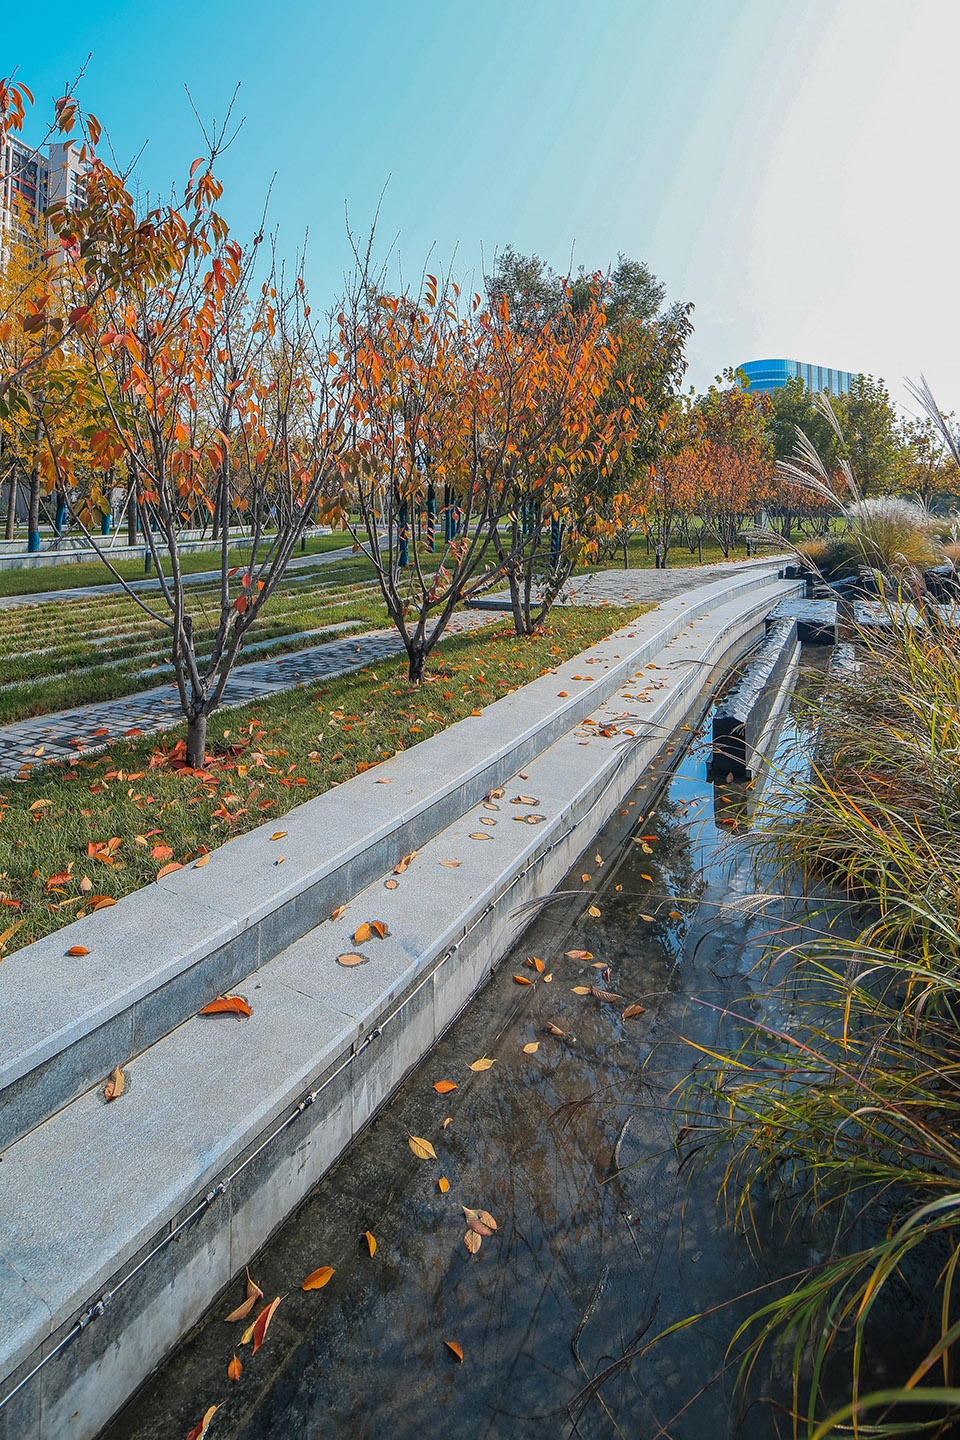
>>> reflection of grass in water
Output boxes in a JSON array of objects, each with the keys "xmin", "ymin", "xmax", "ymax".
[{"xmin": 667, "ymin": 617, "xmax": 960, "ymax": 1436}]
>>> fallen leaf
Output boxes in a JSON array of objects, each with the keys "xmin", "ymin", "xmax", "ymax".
[
  {"xmin": 442, "ymin": 1116, "xmax": 453, "ymax": 1127},
  {"xmin": 543, "ymin": 974, "xmax": 553, "ymax": 982},
  {"xmin": 394, "ymin": 851, "xmax": 417, "ymax": 874},
  {"xmin": 522, "ymin": 1042, "xmax": 539, "ymax": 1054},
  {"xmin": 591, "ymin": 988, "xmax": 621, "ymax": 1002},
  {"xmin": 185, "ymin": 1404, "xmax": 220, "ymax": 1440},
  {"xmin": 486, "ymin": 787, "xmax": 504, "ymax": 801},
  {"xmin": 371, "ymin": 921, "xmax": 389, "ymax": 938},
  {"xmin": 409, "ymin": 1135, "xmax": 437, "ymax": 1160},
  {"xmin": 512, "ymin": 974, "xmax": 532, "ymax": 986},
  {"xmin": 571, "ymin": 985, "xmax": 591, "ymax": 995},
  {"xmin": 469, "ymin": 832, "xmax": 491, "ymax": 841},
  {"xmin": 365, "ymin": 1231, "xmax": 377, "ymax": 1256},
  {"xmin": 527, "ymin": 956, "xmax": 545, "ymax": 973},
  {"xmin": 384, "ymin": 878, "xmax": 399, "ymax": 890},
  {"xmin": 337, "ymin": 952, "xmax": 369, "ymax": 967},
  {"xmin": 228, "ymin": 1355, "xmax": 242, "ymax": 1382},
  {"xmin": 587, "ymin": 905, "xmax": 601, "ymax": 918},
  {"xmin": 194, "ymin": 854, "xmax": 210, "ymax": 869},
  {"xmin": 668, "ymin": 910, "xmax": 683, "ymax": 919},
  {"xmin": 463, "ymin": 1206, "xmax": 497, "ymax": 1235},
  {"xmin": 445, "ymin": 1340, "xmax": 464, "ymax": 1362},
  {"xmin": 157, "ymin": 862, "xmax": 182, "ymax": 880},
  {"xmin": 90, "ymin": 895, "xmax": 116, "ymax": 910},
  {"xmin": 463, "ymin": 1230, "xmax": 482, "ymax": 1254},
  {"xmin": 479, "ymin": 817, "xmax": 497, "ymax": 827},
  {"xmin": 79, "ymin": 876, "xmax": 93, "ymax": 893},
  {"xmin": 511, "ymin": 795, "xmax": 539, "ymax": 805},
  {"xmin": 439, "ymin": 860, "xmax": 462, "ymax": 868},
  {"xmin": 66, "ymin": 944, "xmax": 89, "ymax": 956},
  {"xmin": 150, "ymin": 844, "xmax": 173, "ymax": 863},
  {"xmin": 581, "ymin": 874, "xmax": 591, "ymax": 883},
  {"xmin": 433, "ymin": 1080, "xmax": 457, "ymax": 1094},
  {"xmin": 251, "ymin": 1296, "xmax": 282, "ymax": 1353},
  {"xmin": 515, "ymin": 814, "xmax": 546, "ymax": 824},
  {"xmin": 200, "ymin": 995, "xmax": 252, "ymax": 1017},
  {"xmin": 225, "ymin": 1269, "xmax": 263, "ymax": 1322},
  {"xmin": 271, "ymin": 831, "xmax": 287, "ymax": 841},
  {"xmin": 641, "ymin": 873, "xmax": 653, "ymax": 882},
  {"xmin": 29, "ymin": 798, "xmax": 52, "ymax": 812},
  {"xmin": 104, "ymin": 1065, "xmax": 125, "ymax": 1100},
  {"xmin": 302, "ymin": 1266, "xmax": 335, "ymax": 1291},
  {"xmin": 566, "ymin": 949, "xmax": 593, "ymax": 960},
  {"xmin": 468, "ymin": 1057, "xmax": 496, "ymax": 1071},
  {"xmin": 437, "ymin": 1176, "xmax": 450, "ymax": 1193},
  {"xmin": 546, "ymin": 1022, "xmax": 566, "ymax": 1037},
  {"xmin": 353, "ymin": 921, "xmax": 373, "ymax": 943},
  {"xmin": 640, "ymin": 913, "xmax": 656, "ymax": 923},
  {"xmin": 622, "ymin": 1004, "xmax": 646, "ymax": 1020}
]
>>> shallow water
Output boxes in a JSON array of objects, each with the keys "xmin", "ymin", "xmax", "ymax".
[{"xmin": 103, "ymin": 656, "xmax": 839, "ymax": 1440}]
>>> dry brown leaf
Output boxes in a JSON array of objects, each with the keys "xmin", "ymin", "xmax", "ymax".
[
  {"xmin": 409, "ymin": 1135, "xmax": 437, "ymax": 1161},
  {"xmin": 365, "ymin": 1231, "xmax": 377, "ymax": 1257},
  {"xmin": 66, "ymin": 944, "xmax": 89, "ymax": 956},
  {"xmin": 225, "ymin": 1269, "xmax": 263, "ymax": 1323},
  {"xmin": 543, "ymin": 973, "xmax": 553, "ymax": 982},
  {"xmin": 485, "ymin": 787, "xmax": 504, "ymax": 801},
  {"xmin": 468, "ymin": 1057, "xmax": 496, "ymax": 1071},
  {"xmin": 463, "ymin": 1206, "xmax": 497, "ymax": 1234},
  {"xmin": 185, "ymin": 1404, "xmax": 220, "ymax": 1440},
  {"xmin": 442, "ymin": 1116, "xmax": 453, "ymax": 1128},
  {"xmin": 79, "ymin": 876, "xmax": 93, "ymax": 893},
  {"xmin": 394, "ymin": 851, "xmax": 417, "ymax": 874},
  {"xmin": 522, "ymin": 1042, "xmax": 539, "ymax": 1054},
  {"xmin": 271, "ymin": 831, "xmax": 287, "ymax": 841},
  {"xmin": 302, "ymin": 1266, "xmax": 335, "ymax": 1291},
  {"xmin": 157, "ymin": 862, "xmax": 183, "ymax": 880},
  {"xmin": 482, "ymin": 802, "xmax": 500, "ymax": 812},
  {"xmin": 566, "ymin": 949, "xmax": 593, "ymax": 960},
  {"xmin": 330, "ymin": 904, "xmax": 348, "ymax": 921},
  {"xmin": 639, "ymin": 913, "xmax": 656, "ymax": 923},
  {"xmin": 511, "ymin": 795, "xmax": 538, "ymax": 805},
  {"xmin": 518, "ymin": 814, "xmax": 546, "ymax": 824},
  {"xmin": 546, "ymin": 1022, "xmax": 566, "ymax": 1036},
  {"xmin": 439, "ymin": 860, "xmax": 462, "ymax": 868},
  {"xmin": 571, "ymin": 985, "xmax": 591, "ymax": 995},
  {"xmin": 104, "ymin": 1065, "xmax": 125, "ymax": 1101},
  {"xmin": 251, "ymin": 1296, "xmax": 282, "ymax": 1353},
  {"xmin": 622, "ymin": 1003, "xmax": 646, "ymax": 1020},
  {"xmin": 464, "ymin": 1230, "xmax": 482, "ymax": 1254},
  {"xmin": 353, "ymin": 921, "xmax": 373, "ymax": 943},
  {"xmin": 469, "ymin": 832, "xmax": 491, "ymax": 841},
  {"xmin": 479, "ymin": 817, "xmax": 497, "ymax": 827},
  {"xmin": 90, "ymin": 895, "xmax": 116, "ymax": 910},
  {"xmin": 668, "ymin": 910, "xmax": 683, "ymax": 919},
  {"xmin": 438, "ymin": 1176, "xmax": 450, "ymax": 1193},
  {"xmin": 337, "ymin": 952, "xmax": 369, "ymax": 967},
  {"xmin": 512, "ymin": 974, "xmax": 532, "ymax": 986},
  {"xmin": 587, "ymin": 905, "xmax": 601, "ymax": 918},
  {"xmin": 433, "ymin": 1080, "xmax": 457, "ymax": 1094},
  {"xmin": 200, "ymin": 994, "xmax": 252, "ymax": 1018},
  {"xmin": 228, "ymin": 1355, "xmax": 242, "ymax": 1382},
  {"xmin": 591, "ymin": 987, "xmax": 621, "ymax": 1002},
  {"xmin": 193, "ymin": 854, "xmax": 210, "ymax": 869},
  {"xmin": 445, "ymin": 1340, "xmax": 464, "ymax": 1362},
  {"xmin": 384, "ymin": 878, "xmax": 399, "ymax": 890}
]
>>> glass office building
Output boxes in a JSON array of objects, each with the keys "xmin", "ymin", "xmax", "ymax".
[{"xmin": 737, "ymin": 358, "xmax": 855, "ymax": 396}]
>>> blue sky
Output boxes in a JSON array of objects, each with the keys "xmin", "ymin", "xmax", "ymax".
[{"xmin": 7, "ymin": 0, "xmax": 959, "ymax": 409}]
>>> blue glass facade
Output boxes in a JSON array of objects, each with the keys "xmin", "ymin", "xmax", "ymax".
[{"xmin": 737, "ymin": 358, "xmax": 854, "ymax": 397}]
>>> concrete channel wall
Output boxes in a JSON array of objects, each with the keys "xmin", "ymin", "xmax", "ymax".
[{"xmin": 0, "ymin": 567, "xmax": 801, "ymax": 1440}]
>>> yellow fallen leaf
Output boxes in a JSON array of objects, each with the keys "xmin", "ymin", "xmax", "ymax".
[
  {"xmin": 302, "ymin": 1265, "xmax": 335, "ymax": 1291},
  {"xmin": 587, "ymin": 905, "xmax": 601, "ymax": 918},
  {"xmin": 469, "ymin": 832, "xmax": 491, "ymax": 841},
  {"xmin": 439, "ymin": 860, "xmax": 462, "ymax": 868},
  {"xmin": 409, "ymin": 1135, "xmax": 437, "ymax": 1160},
  {"xmin": 271, "ymin": 831, "xmax": 287, "ymax": 841},
  {"xmin": 438, "ymin": 1176, "xmax": 450, "ymax": 1193},
  {"xmin": 225, "ymin": 1269, "xmax": 263, "ymax": 1323},
  {"xmin": 464, "ymin": 1230, "xmax": 482, "ymax": 1254},
  {"xmin": 442, "ymin": 1117, "xmax": 453, "ymax": 1128},
  {"xmin": 194, "ymin": 854, "xmax": 210, "ymax": 869},
  {"xmin": 522, "ymin": 1042, "xmax": 539, "ymax": 1054},
  {"xmin": 468, "ymin": 1057, "xmax": 496, "ymax": 1071},
  {"xmin": 104, "ymin": 1065, "xmax": 125, "ymax": 1101},
  {"xmin": 571, "ymin": 986, "xmax": 591, "ymax": 995}
]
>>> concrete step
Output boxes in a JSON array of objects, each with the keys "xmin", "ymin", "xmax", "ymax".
[
  {"xmin": 0, "ymin": 572, "xmax": 797, "ymax": 1440},
  {"xmin": 0, "ymin": 568, "xmax": 794, "ymax": 1156}
]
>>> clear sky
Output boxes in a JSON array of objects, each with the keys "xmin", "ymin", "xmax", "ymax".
[{"xmin": 6, "ymin": 0, "xmax": 959, "ymax": 410}]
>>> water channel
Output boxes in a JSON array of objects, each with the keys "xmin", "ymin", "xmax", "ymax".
[{"xmin": 102, "ymin": 650, "xmax": 842, "ymax": 1440}]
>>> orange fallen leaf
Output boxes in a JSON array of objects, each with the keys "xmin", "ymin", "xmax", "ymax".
[
  {"xmin": 566, "ymin": 949, "xmax": 593, "ymax": 960},
  {"xmin": 90, "ymin": 895, "xmax": 116, "ymax": 910},
  {"xmin": 622, "ymin": 1004, "xmax": 646, "ymax": 1020},
  {"xmin": 433, "ymin": 1080, "xmax": 457, "ymax": 1094},
  {"xmin": 228, "ymin": 1355, "xmax": 242, "ymax": 1382},
  {"xmin": 384, "ymin": 878, "xmax": 398, "ymax": 890},
  {"xmin": 511, "ymin": 795, "xmax": 538, "ymax": 805},
  {"xmin": 364, "ymin": 1231, "xmax": 377, "ymax": 1257},
  {"xmin": 409, "ymin": 1135, "xmax": 437, "ymax": 1160},
  {"xmin": 157, "ymin": 862, "xmax": 182, "ymax": 880},
  {"xmin": 271, "ymin": 832, "xmax": 287, "ymax": 841},
  {"xmin": 371, "ymin": 921, "xmax": 389, "ymax": 938},
  {"xmin": 641, "ymin": 873, "xmax": 653, "ymax": 882},
  {"xmin": 66, "ymin": 944, "xmax": 89, "ymax": 956},
  {"xmin": 150, "ymin": 844, "xmax": 173, "ymax": 863},
  {"xmin": 587, "ymin": 905, "xmax": 601, "ymax": 918},
  {"xmin": 469, "ymin": 832, "xmax": 491, "ymax": 841},
  {"xmin": 527, "ymin": 956, "xmax": 545, "ymax": 973},
  {"xmin": 442, "ymin": 1117, "xmax": 453, "ymax": 1128},
  {"xmin": 337, "ymin": 952, "xmax": 368, "ymax": 967},
  {"xmin": 512, "ymin": 974, "xmax": 532, "ymax": 986},
  {"xmin": 185, "ymin": 1405, "xmax": 220, "ymax": 1440},
  {"xmin": 194, "ymin": 854, "xmax": 210, "ymax": 869},
  {"xmin": 445, "ymin": 1340, "xmax": 464, "ymax": 1362},
  {"xmin": 200, "ymin": 994, "xmax": 252, "ymax": 1017},
  {"xmin": 104, "ymin": 1065, "xmax": 125, "ymax": 1100},
  {"xmin": 394, "ymin": 851, "xmax": 417, "ymax": 874},
  {"xmin": 468, "ymin": 1057, "xmax": 496, "ymax": 1071},
  {"xmin": 464, "ymin": 1230, "xmax": 482, "ymax": 1254},
  {"xmin": 302, "ymin": 1266, "xmax": 335, "ymax": 1291},
  {"xmin": 330, "ymin": 904, "xmax": 348, "ymax": 921},
  {"xmin": 668, "ymin": 910, "xmax": 683, "ymax": 919},
  {"xmin": 250, "ymin": 1296, "xmax": 282, "ymax": 1353},
  {"xmin": 437, "ymin": 1176, "xmax": 450, "ymax": 1193},
  {"xmin": 581, "ymin": 874, "xmax": 591, "ymax": 883},
  {"xmin": 225, "ymin": 1269, "xmax": 263, "ymax": 1322}
]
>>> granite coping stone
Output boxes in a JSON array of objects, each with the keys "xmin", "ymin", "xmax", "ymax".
[
  {"xmin": 0, "ymin": 570, "xmax": 779, "ymax": 1389},
  {"xmin": 0, "ymin": 567, "xmax": 795, "ymax": 1152}
]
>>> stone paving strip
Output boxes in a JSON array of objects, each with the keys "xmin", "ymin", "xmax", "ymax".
[
  {"xmin": 0, "ymin": 564, "xmax": 798, "ymax": 1440},
  {"xmin": 0, "ymin": 559, "xmax": 782, "ymax": 781}
]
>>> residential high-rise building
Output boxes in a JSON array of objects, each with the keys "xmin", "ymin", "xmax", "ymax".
[
  {"xmin": 737, "ymin": 358, "xmax": 855, "ymax": 396},
  {"xmin": 0, "ymin": 134, "xmax": 85, "ymax": 263}
]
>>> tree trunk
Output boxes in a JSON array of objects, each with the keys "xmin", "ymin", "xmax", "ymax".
[
  {"xmin": 407, "ymin": 642, "xmax": 426, "ymax": 683},
  {"xmin": 4, "ymin": 472, "xmax": 15, "ymax": 541},
  {"xmin": 27, "ymin": 468, "xmax": 41, "ymax": 552},
  {"xmin": 186, "ymin": 712, "xmax": 207, "ymax": 768}
]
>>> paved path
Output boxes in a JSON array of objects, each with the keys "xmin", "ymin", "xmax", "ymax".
[
  {"xmin": 0, "ymin": 560, "xmax": 784, "ymax": 779},
  {"xmin": 0, "ymin": 546, "xmax": 357, "ymax": 610}
]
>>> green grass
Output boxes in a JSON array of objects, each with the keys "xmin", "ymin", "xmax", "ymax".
[
  {"xmin": 0, "ymin": 531, "xmax": 352, "ymax": 597},
  {"xmin": 0, "ymin": 602, "xmax": 648, "ymax": 956}
]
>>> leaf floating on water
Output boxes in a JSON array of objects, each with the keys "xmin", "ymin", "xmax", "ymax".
[
  {"xmin": 468, "ymin": 1057, "xmax": 496, "ymax": 1071},
  {"xmin": 442, "ymin": 1116, "xmax": 453, "ymax": 1127},
  {"xmin": 437, "ymin": 1176, "xmax": 450, "ymax": 1193},
  {"xmin": 185, "ymin": 1405, "xmax": 220, "ymax": 1440},
  {"xmin": 571, "ymin": 986, "xmax": 591, "ymax": 995},
  {"xmin": 200, "ymin": 994, "xmax": 252, "ymax": 1018},
  {"xmin": 639, "ymin": 914, "xmax": 656, "ymax": 923},
  {"xmin": 464, "ymin": 1230, "xmax": 482, "ymax": 1254},
  {"xmin": 587, "ymin": 905, "xmax": 601, "ymax": 918},
  {"xmin": 409, "ymin": 1135, "xmax": 437, "ymax": 1160},
  {"xmin": 668, "ymin": 910, "xmax": 683, "ymax": 919},
  {"xmin": 445, "ymin": 1340, "xmax": 464, "ymax": 1362},
  {"xmin": 463, "ymin": 1206, "xmax": 498, "ymax": 1235},
  {"xmin": 512, "ymin": 974, "xmax": 532, "ymax": 986},
  {"xmin": 104, "ymin": 1065, "xmax": 125, "ymax": 1101},
  {"xmin": 302, "ymin": 1266, "xmax": 335, "ymax": 1291},
  {"xmin": 622, "ymin": 1004, "xmax": 646, "ymax": 1020},
  {"xmin": 641, "ymin": 873, "xmax": 653, "ymax": 882},
  {"xmin": 251, "ymin": 1296, "xmax": 282, "ymax": 1353},
  {"xmin": 433, "ymin": 1079, "xmax": 457, "ymax": 1094},
  {"xmin": 365, "ymin": 1231, "xmax": 377, "ymax": 1257},
  {"xmin": 546, "ymin": 1022, "xmax": 566, "ymax": 1037},
  {"xmin": 337, "ymin": 952, "xmax": 369, "ymax": 967},
  {"xmin": 225, "ymin": 1269, "xmax": 263, "ymax": 1322},
  {"xmin": 566, "ymin": 949, "xmax": 593, "ymax": 960},
  {"xmin": 228, "ymin": 1355, "xmax": 242, "ymax": 1382},
  {"xmin": 522, "ymin": 1042, "xmax": 539, "ymax": 1054},
  {"xmin": 543, "ymin": 973, "xmax": 553, "ymax": 982},
  {"xmin": 591, "ymin": 988, "xmax": 621, "ymax": 1003}
]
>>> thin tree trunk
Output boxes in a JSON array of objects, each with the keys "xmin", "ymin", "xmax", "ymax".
[
  {"xmin": 4, "ymin": 472, "xmax": 15, "ymax": 541},
  {"xmin": 186, "ymin": 712, "xmax": 207, "ymax": 768},
  {"xmin": 27, "ymin": 466, "xmax": 41, "ymax": 552}
]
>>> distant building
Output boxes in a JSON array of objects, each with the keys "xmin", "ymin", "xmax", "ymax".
[
  {"xmin": 0, "ymin": 134, "xmax": 85, "ymax": 263},
  {"xmin": 737, "ymin": 358, "xmax": 855, "ymax": 397}
]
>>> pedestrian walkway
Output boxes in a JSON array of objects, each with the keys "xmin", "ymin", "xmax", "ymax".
[{"xmin": 0, "ymin": 560, "xmax": 784, "ymax": 779}]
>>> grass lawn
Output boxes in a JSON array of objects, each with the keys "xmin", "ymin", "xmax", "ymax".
[
  {"xmin": 0, "ymin": 602, "xmax": 649, "ymax": 956},
  {"xmin": 0, "ymin": 531, "xmax": 352, "ymax": 597}
]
